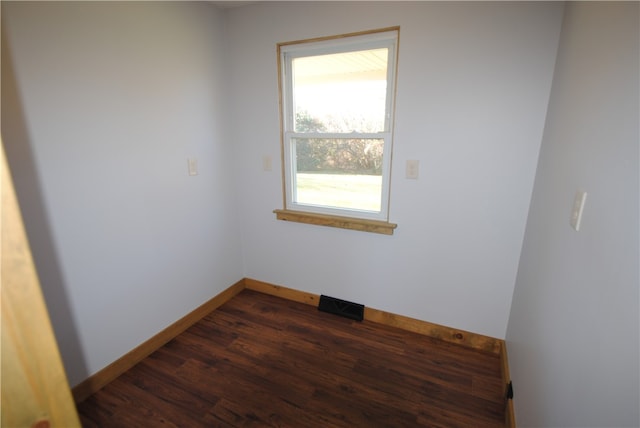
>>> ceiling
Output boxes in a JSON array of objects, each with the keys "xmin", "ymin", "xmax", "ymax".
[{"xmin": 210, "ymin": 1, "xmax": 257, "ymax": 9}]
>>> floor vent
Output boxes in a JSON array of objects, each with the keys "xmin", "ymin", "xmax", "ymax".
[{"xmin": 318, "ymin": 295, "xmax": 364, "ymax": 321}]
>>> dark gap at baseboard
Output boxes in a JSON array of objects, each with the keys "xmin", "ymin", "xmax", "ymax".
[{"xmin": 318, "ymin": 295, "xmax": 364, "ymax": 321}]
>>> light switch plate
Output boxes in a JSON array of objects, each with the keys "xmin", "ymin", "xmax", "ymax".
[
  {"xmin": 406, "ymin": 160, "xmax": 419, "ymax": 179},
  {"xmin": 263, "ymin": 155, "xmax": 272, "ymax": 172},
  {"xmin": 188, "ymin": 158, "xmax": 198, "ymax": 176},
  {"xmin": 570, "ymin": 190, "xmax": 587, "ymax": 231}
]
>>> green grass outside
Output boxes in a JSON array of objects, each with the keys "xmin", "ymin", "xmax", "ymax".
[{"xmin": 296, "ymin": 172, "xmax": 382, "ymax": 212}]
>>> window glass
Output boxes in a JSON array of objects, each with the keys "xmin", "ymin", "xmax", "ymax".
[
  {"xmin": 294, "ymin": 138, "xmax": 384, "ymax": 212},
  {"xmin": 292, "ymin": 49, "xmax": 389, "ymax": 133}
]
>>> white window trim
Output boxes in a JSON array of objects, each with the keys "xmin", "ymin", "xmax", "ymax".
[{"xmin": 277, "ymin": 28, "xmax": 399, "ymax": 225}]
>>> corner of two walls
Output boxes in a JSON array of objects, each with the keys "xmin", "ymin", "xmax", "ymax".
[
  {"xmin": 227, "ymin": 1, "xmax": 564, "ymax": 341},
  {"xmin": 2, "ymin": 1, "xmax": 243, "ymax": 387}
]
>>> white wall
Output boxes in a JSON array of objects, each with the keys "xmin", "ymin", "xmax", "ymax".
[
  {"xmin": 506, "ymin": 2, "xmax": 639, "ymax": 427},
  {"xmin": 2, "ymin": 1, "xmax": 243, "ymax": 387},
  {"xmin": 226, "ymin": 2, "xmax": 563, "ymax": 339}
]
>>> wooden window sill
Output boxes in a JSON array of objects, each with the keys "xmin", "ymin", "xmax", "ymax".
[{"xmin": 273, "ymin": 209, "xmax": 397, "ymax": 235}]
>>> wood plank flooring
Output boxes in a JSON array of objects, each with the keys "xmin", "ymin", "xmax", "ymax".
[{"xmin": 77, "ymin": 290, "xmax": 506, "ymax": 427}]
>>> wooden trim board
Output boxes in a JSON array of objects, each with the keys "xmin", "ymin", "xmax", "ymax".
[
  {"xmin": 244, "ymin": 278, "xmax": 320, "ymax": 306},
  {"xmin": 364, "ymin": 306, "xmax": 502, "ymax": 355},
  {"xmin": 244, "ymin": 278, "xmax": 503, "ymax": 355},
  {"xmin": 72, "ymin": 279, "xmax": 245, "ymax": 403},
  {"xmin": 273, "ymin": 209, "xmax": 397, "ymax": 235}
]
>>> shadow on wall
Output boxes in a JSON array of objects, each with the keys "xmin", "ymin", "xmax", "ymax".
[{"xmin": 1, "ymin": 25, "xmax": 89, "ymax": 386}]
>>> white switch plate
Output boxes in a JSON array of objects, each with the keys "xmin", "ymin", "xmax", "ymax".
[
  {"xmin": 406, "ymin": 160, "xmax": 419, "ymax": 179},
  {"xmin": 187, "ymin": 158, "xmax": 198, "ymax": 176},
  {"xmin": 570, "ymin": 190, "xmax": 587, "ymax": 231},
  {"xmin": 262, "ymin": 155, "xmax": 272, "ymax": 172}
]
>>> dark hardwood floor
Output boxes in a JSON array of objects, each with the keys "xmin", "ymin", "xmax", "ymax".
[{"xmin": 77, "ymin": 289, "xmax": 506, "ymax": 427}]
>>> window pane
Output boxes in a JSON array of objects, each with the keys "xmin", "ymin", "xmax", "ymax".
[
  {"xmin": 292, "ymin": 48, "xmax": 388, "ymax": 133},
  {"xmin": 294, "ymin": 138, "xmax": 383, "ymax": 212}
]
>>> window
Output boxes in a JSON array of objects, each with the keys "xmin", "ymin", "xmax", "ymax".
[{"xmin": 275, "ymin": 28, "xmax": 399, "ymax": 234}]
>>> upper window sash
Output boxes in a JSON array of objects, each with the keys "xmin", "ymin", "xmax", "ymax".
[{"xmin": 280, "ymin": 30, "xmax": 398, "ymax": 135}]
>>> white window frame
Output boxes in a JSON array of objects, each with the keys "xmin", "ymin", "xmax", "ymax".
[{"xmin": 278, "ymin": 28, "xmax": 399, "ymax": 224}]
